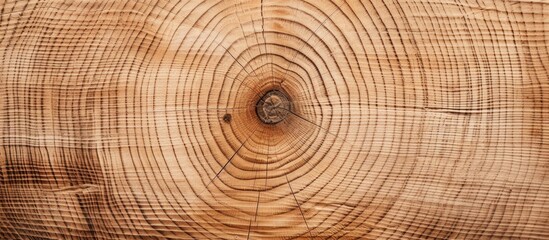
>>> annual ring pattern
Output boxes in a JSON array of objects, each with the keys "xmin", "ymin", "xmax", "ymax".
[{"xmin": 0, "ymin": 0, "xmax": 548, "ymax": 239}]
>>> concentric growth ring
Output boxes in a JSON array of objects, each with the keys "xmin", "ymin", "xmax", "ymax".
[{"xmin": 2, "ymin": 0, "xmax": 547, "ymax": 239}]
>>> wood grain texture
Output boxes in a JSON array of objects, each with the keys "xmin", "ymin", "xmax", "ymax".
[{"xmin": 0, "ymin": 0, "xmax": 548, "ymax": 239}]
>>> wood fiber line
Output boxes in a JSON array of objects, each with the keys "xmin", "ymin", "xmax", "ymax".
[{"xmin": 0, "ymin": 0, "xmax": 548, "ymax": 239}]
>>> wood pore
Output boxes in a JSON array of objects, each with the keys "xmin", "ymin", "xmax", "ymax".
[{"xmin": 0, "ymin": 0, "xmax": 548, "ymax": 239}]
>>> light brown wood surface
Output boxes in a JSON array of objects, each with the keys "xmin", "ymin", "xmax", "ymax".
[{"xmin": 1, "ymin": 0, "xmax": 548, "ymax": 239}]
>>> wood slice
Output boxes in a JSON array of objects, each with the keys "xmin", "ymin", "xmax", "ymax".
[{"xmin": 1, "ymin": 0, "xmax": 548, "ymax": 239}]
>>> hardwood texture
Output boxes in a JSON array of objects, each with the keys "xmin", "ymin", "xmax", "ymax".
[{"xmin": 1, "ymin": 0, "xmax": 548, "ymax": 239}]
